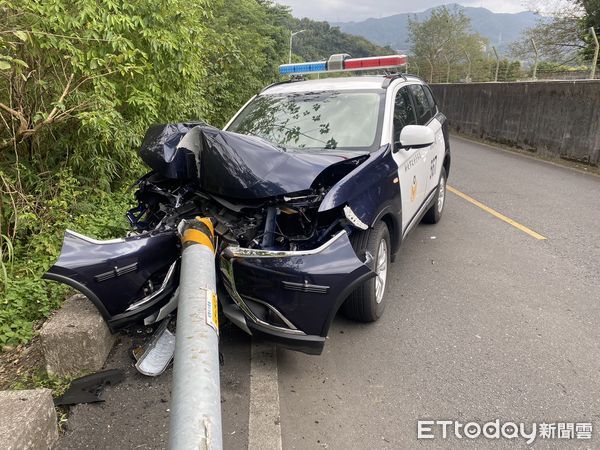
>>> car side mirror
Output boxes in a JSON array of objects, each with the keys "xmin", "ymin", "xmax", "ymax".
[{"xmin": 396, "ymin": 125, "xmax": 435, "ymax": 151}]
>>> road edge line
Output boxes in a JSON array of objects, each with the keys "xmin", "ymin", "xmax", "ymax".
[
  {"xmin": 447, "ymin": 185, "xmax": 547, "ymax": 240},
  {"xmin": 248, "ymin": 340, "xmax": 282, "ymax": 450}
]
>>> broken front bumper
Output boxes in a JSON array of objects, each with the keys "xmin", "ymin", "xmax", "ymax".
[
  {"xmin": 219, "ymin": 231, "xmax": 375, "ymax": 355},
  {"xmin": 44, "ymin": 230, "xmax": 180, "ymax": 331}
]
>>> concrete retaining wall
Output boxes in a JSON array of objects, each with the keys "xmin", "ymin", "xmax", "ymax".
[{"xmin": 430, "ymin": 80, "xmax": 600, "ymax": 166}]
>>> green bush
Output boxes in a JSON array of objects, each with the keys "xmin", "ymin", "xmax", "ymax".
[
  {"xmin": 0, "ymin": 166, "xmax": 136, "ymax": 344},
  {"xmin": 0, "ymin": 0, "xmax": 291, "ymax": 346}
]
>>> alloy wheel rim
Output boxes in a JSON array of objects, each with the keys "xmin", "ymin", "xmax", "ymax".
[
  {"xmin": 437, "ymin": 175, "xmax": 446, "ymax": 213},
  {"xmin": 375, "ymin": 238, "xmax": 388, "ymax": 304}
]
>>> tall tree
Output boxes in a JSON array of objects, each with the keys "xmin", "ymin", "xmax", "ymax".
[
  {"xmin": 511, "ymin": 0, "xmax": 599, "ymax": 65},
  {"xmin": 407, "ymin": 5, "xmax": 488, "ymax": 82},
  {"xmin": 579, "ymin": 0, "xmax": 600, "ymax": 62}
]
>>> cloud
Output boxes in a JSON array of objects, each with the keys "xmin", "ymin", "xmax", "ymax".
[{"xmin": 276, "ymin": 0, "xmax": 529, "ymax": 22}]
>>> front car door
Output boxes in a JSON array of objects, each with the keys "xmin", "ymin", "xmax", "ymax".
[
  {"xmin": 407, "ymin": 84, "xmax": 445, "ymax": 197},
  {"xmin": 391, "ymin": 86, "xmax": 428, "ymax": 233}
]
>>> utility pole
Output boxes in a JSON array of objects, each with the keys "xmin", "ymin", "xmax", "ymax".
[
  {"xmin": 492, "ymin": 46, "xmax": 500, "ymax": 82},
  {"xmin": 444, "ymin": 54, "xmax": 450, "ymax": 83},
  {"xmin": 531, "ymin": 38, "xmax": 539, "ymax": 80},
  {"xmin": 289, "ymin": 30, "xmax": 306, "ymax": 64},
  {"xmin": 464, "ymin": 51, "xmax": 472, "ymax": 83},
  {"xmin": 427, "ymin": 58, "xmax": 434, "ymax": 83},
  {"xmin": 590, "ymin": 27, "xmax": 599, "ymax": 80},
  {"xmin": 169, "ymin": 218, "xmax": 222, "ymax": 450}
]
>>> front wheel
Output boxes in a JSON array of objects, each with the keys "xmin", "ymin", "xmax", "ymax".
[
  {"xmin": 422, "ymin": 167, "xmax": 447, "ymax": 224},
  {"xmin": 343, "ymin": 221, "xmax": 390, "ymax": 322}
]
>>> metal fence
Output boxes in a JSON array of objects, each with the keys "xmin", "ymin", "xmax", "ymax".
[
  {"xmin": 412, "ymin": 64, "xmax": 600, "ymax": 84},
  {"xmin": 408, "ymin": 27, "xmax": 599, "ymax": 84}
]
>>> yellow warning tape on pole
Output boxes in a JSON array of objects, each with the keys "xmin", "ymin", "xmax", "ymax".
[{"xmin": 181, "ymin": 228, "xmax": 215, "ymax": 253}]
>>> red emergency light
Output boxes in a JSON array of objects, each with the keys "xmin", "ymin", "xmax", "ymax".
[
  {"xmin": 279, "ymin": 53, "xmax": 407, "ymax": 75},
  {"xmin": 344, "ymin": 55, "xmax": 407, "ymax": 70}
]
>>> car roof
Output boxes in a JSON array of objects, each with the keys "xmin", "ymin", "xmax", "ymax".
[{"xmin": 261, "ymin": 74, "xmax": 424, "ymax": 95}]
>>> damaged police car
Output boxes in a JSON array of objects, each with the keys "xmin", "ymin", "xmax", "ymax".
[{"xmin": 45, "ymin": 54, "xmax": 450, "ymax": 355}]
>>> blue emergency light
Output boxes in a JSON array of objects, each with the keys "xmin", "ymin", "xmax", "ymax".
[
  {"xmin": 279, "ymin": 54, "xmax": 407, "ymax": 76},
  {"xmin": 279, "ymin": 61, "xmax": 327, "ymax": 75}
]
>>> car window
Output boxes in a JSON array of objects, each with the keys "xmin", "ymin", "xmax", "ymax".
[
  {"xmin": 227, "ymin": 90, "xmax": 385, "ymax": 151},
  {"xmin": 423, "ymin": 85, "xmax": 438, "ymax": 116},
  {"xmin": 393, "ymin": 87, "xmax": 417, "ymax": 144},
  {"xmin": 408, "ymin": 84, "xmax": 433, "ymax": 125}
]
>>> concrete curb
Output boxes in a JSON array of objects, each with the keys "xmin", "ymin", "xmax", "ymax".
[
  {"xmin": 0, "ymin": 389, "xmax": 58, "ymax": 449},
  {"xmin": 40, "ymin": 294, "xmax": 115, "ymax": 377}
]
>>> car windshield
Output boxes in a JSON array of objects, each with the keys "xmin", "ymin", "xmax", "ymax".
[{"xmin": 227, "ymin": 90, "xmax": 385, "ymax": 151}]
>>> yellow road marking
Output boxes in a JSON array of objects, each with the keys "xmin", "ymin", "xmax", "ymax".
[{"xmin": 447, "ymin": 185, "xmax": 547, "ymax": 240}]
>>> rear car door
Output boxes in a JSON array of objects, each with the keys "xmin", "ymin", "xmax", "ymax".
[
  {"xmin": 391, "ymin": 86, "xmax": 427, "ymax": 233},
  {"xmin": 407, "ymin": 84, "xmax": 445, "ymax": 196}
]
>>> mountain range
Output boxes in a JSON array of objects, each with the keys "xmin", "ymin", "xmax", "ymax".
[{"xmin": 333, "ymin": 3, "xmax": 540, "ymax": 54}]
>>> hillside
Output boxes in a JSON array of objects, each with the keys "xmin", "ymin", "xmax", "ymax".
[
  {"xmin": 333, "ymin": 4, "xmax": 539, "ymax": 54},
  {"xmin": 285, "ymin": 17, "xmax": 395, "ymax": 61}
]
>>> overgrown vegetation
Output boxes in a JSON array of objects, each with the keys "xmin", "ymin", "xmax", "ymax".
[
  {"xmin": 406, "ymin": 6, "xmax": 502, "ymax": 83},
  {"xmin": 511, "ymin": 0, "xmax": 599, "ymax": 66},
  {"xmin": 0, "ymin": 0, "xmax": 392, "ymax": 346},
  {"xmin": 407, "ymin": 3, "xmax": 599, "ymax": 82}
]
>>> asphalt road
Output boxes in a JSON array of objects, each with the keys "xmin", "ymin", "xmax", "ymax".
[{"xmin": 56, "ymin": 136, "xmax": 600, "ymax": 449}]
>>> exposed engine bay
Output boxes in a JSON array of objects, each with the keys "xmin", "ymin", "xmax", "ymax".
[{"xmin": 127, "ymin": 123, "xmax": 369, "ymax": 252}]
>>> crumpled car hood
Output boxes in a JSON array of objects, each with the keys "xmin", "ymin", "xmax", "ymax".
[{"xmin": 140, "ymin": 124, "xmax": 367, "ymax": 200}]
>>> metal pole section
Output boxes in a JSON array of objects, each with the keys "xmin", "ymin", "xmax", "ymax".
[
  {"xmin": 492, "ymin": 46, "xmax": 499, "ymax": 82},
  {"xmin": 531, "ymin": 38, "xmax": 539, "ymax": 80},
  {"xmin": 427, "ymin": 58, "xmax": 433, "ymax": 83},
  {"xmin": 590, "ymin": 27, "xmax": 599, "ymax": 80},
  {"xmin": 444, "ymin": 54, "xmax": 450, "ymax": 83},
  {"xmin": 288, "ymin": 31, "xmax": 293, "ymax": 65},
  {"xmin": 169, "ymin": 218, "xmax": 222, "ymax": 450},
  {"xmin": 289, "ymin": 30, "xmax": 306, "ymax": 64},
  {"xmin": 464, "ymin": 51, "xmax": 471, "ymax": 83},
  {"xmin": 414, "ymin": 61, "xmax": 420, "ymax": 76}
]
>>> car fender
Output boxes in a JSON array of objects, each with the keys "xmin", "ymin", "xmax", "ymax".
[{"xmin": 318, "ymin": 144, "xmax": 402, "ymax": 234}]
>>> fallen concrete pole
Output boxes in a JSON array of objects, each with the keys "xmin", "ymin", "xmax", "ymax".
[{"xmin": 169, "ymin": 218, "xmax": 222, "ymax": 450}]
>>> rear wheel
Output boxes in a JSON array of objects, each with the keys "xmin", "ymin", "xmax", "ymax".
[
  {"xmin": 343, "ymin": 221, "xmax": 390, "ymax": 322},
  {"xmin": 422, "ymin": 167, "xmax": 447, "ymax": 224}
]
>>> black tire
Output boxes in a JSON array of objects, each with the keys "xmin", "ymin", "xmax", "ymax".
[
  {"xmin": 343, "ymin": 221, "xmax": 390, "ymax": 322},
  {"xmin": 422, "ymin": 167, "xmax": 447, "ymax": 224}
]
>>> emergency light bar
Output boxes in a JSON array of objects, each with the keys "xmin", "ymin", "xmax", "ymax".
[{"xmin": 279, "ymin": 53, "xmax": 407, "ymax": 76}]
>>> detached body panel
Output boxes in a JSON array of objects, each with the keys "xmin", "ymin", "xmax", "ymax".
[{"xmin": 44, "ymin": 230, "xmax": 180, "ymax": 331}]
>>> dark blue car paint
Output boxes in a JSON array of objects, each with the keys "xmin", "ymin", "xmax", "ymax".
[
  {"xmin": 198, "ymin": 128, "xmax": 368, "ymax": 199},
  {"xmin": 319, "ymin": 144, "xmax": 403, "ymax": 254},
  {"xmin": 223, "ymin": 232, "xmax": 374, "ymax": 338},
  {"xmin": 44, "ymin": 230, "xmax": 180, "ymax": 331},
  {"xmin": 140, "ymin": 123, "xmax": 369, "ymax": 200},
  {"xmin": 139, "ymin": 122, "xmax": 203, "ymax": 180}
]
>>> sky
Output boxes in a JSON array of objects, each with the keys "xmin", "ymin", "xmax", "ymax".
[{"xmin": 275, "ymin": 0, "xmax": 532, "ymax": 22}]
